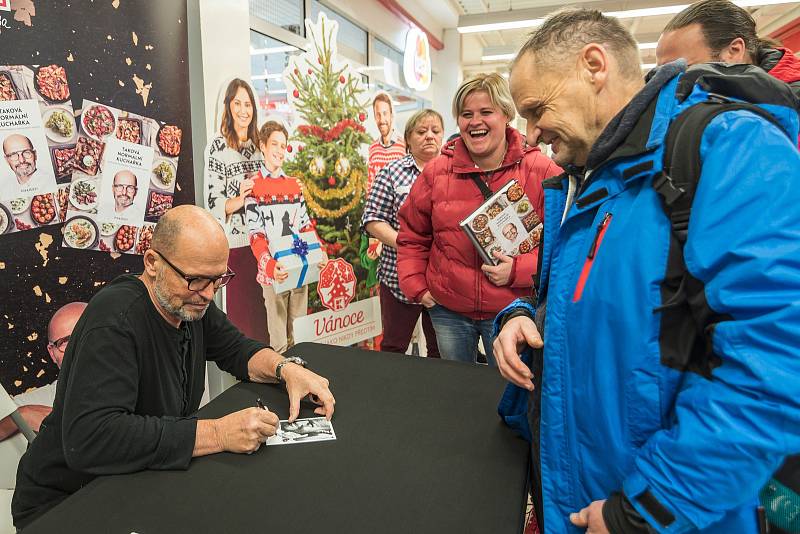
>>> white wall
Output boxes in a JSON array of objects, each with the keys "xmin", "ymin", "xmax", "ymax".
[
  {"xmin": 198, "ymin": 0, "xmax": 252, "ymax": 136},
  {"xmin": 191, "ymin": 0, "xmax": 253, "ymax": 399},
  {"xmin": 432, "ymin": 28, "xmax": 462, "ymax": 137}
]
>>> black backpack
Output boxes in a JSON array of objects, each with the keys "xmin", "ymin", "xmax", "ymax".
[{"xmin": 653, "ymin": 63, "xmax": 800, "ymax": 534}]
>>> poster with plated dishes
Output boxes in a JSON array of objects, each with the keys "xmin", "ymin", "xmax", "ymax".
[
  {"xmin": 0, "ymin": 64, "xmax": 75, "ymax": 236},
  {"xmin": 62, "ymin": 99, "xmax": 181, "ymax": 254},
  {"xmin": 460, "ymin": 180, "xmax": 543, "ymax": 266}
]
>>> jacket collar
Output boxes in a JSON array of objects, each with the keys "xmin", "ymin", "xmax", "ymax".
[
  {"xmin": 761, "ymin": 47, "xmax": 800, "ymax": 85},
  {"xmin": 260, "ymin": 164, "xmax": 286, "ymax": 178},
  {"xmin": 446, "ymin": 127, "xmax": 532, "ymax": 174},
  {"xmin": 585, "ymin": 60, "xmax": 686, "ymax": 171}
]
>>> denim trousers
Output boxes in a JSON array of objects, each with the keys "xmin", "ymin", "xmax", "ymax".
[{"xmin": 426, "ymin": 304, "xmax": 496, "ymax": 366}]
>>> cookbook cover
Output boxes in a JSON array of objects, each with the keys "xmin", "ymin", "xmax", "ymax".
[
  {"xmin": 0, "ymin": 64, "xmax": 75, "ymax": 235},
  {"xmin": 460, "ymin": 180, "xmax": 542, "ymax": 265},
  {"xmin": 62, "ymin": 98, "xmax": 182, "ymax": 254}
]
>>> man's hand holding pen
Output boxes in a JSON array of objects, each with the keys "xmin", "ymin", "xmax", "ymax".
[{"xmin": 213, "ymin": 403, "xmax": 279, "ymax": 454}]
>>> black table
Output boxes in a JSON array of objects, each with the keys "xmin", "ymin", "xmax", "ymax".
[{"xmin": 25, "ymin": 343, "xmax": 529, "ymax": 533}]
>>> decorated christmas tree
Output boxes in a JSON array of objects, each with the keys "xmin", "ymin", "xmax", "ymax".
[{"xmin": 283, "ymin": 13, "xmax": 373, "ymax": 306}]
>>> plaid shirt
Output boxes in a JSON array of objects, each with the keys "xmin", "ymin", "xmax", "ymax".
[{"xmin": 362, "ymin": 154, "xmax": 420, "ymax": 303}]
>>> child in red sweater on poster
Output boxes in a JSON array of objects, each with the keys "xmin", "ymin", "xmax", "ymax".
[{"xmin": 246, "ymin": 121, "xmax": 327, "ymax": 353}]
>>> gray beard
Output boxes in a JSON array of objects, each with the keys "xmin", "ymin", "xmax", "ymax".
[{"xmin": 153, "ymin": 269, "xmax": 208, "ymax": 322}]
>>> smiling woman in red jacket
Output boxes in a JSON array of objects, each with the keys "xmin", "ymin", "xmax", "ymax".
[{"xmin": 396, "ymin": 73, "xmax": 561, "ymax": 365}]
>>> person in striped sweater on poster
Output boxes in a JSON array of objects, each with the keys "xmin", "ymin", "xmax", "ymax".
[
  {"xmin": 361, "ymin": 92, "xmax": 407, "ymax": 303},
  {"xmin": 246, "ymin": 121, "xmax": 328, "ymax": 354},
  {"xmin": 367, "ymin": 92, "xmax": 406, "ymax": 192}
]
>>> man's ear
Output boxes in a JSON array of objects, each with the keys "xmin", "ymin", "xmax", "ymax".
[
  {"xmin": 719, "ymin": 37, "xmax": 749, "ymax": 63},
  {"xmin": 142, "ymin": 249, "xmax": 159, "ymax": 277},
  {"xmin": 579, "ymin": 43, "xmax": 610, "ymax": 92}
]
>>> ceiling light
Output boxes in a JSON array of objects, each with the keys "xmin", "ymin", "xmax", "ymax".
[
  {"xmin": 638, "ymin": 42, "xmax": 658, "ymax": 50},
  {"xmin": 460, "ymin": 19, "xmax": 543, "ymax": 33},
  {"xmin": 482, "ymin": 53, "xmax": 516, "ymax": 62},
  {"xmin": 458, "ymin": 0, "xmax": 800, "ymax": 34},
  {"xmin": 641, "ymin": 63, "xmax": 658, "ymax": 69}
]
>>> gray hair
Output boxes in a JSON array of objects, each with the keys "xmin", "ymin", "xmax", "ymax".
[
  {"xmin": 514, "ymin": 8, "xmax": 641, "ymax": 80},
  {"xmin": 452, "ymin": 73, "xmax": 516, "ymax": 121}
]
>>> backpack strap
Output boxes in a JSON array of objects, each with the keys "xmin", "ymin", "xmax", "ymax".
[
  {"xmin": 655, "ymin": 94, "xmax": 786, "ymax": 245},
  {"xmin": 653, "ymin": 95, "xmax": 785, "ymax": 377}
]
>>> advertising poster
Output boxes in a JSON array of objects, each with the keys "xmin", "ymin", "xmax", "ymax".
[
  {"xmin": 62, "ymin": 99, "xmax": 181, "ymax": 254},
  {"xmin": 281, "ymin": 13, "xmax": 381, "ymax": 347},
  {"xmin": 0, "ymin": 64, "xmax": 75, "ymax": 236},
  {"xmin": 0, "ymin": 1, "xmax": 193, "ymax": 397}
]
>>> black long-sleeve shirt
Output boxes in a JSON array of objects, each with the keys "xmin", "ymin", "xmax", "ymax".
[{"xmin": 12, "ymin": 275, "xmax": 267, "ymax": 528}]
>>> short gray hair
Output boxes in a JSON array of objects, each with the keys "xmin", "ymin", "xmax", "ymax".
[
  {"xmin": 452, "ymin": 73, "xmax": 516, "ymax": 121},
  {"xmin": 514, "ymin": 8, "xmax": 641, "ymax": 80}
]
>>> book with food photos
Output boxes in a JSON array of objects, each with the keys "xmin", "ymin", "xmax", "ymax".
[{"xmin": 460, "ymin": 180, "xmax": 543, "ymax": 266}]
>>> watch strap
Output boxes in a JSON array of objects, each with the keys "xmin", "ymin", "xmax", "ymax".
[{"xmin": 275, "ymin": 356, "xmax": 307, "ymax": 382}]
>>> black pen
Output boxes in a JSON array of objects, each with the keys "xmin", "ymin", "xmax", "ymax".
[{"xmin": 256, "ymin": 398, "xmax": 267, "ymax": 411}]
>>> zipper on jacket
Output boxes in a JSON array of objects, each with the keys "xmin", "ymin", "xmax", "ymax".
[{"xmin": 572, "ymin": 212, "xmax": 612, "ymax": 302}]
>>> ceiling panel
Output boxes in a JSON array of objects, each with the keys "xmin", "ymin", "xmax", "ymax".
[{"xmin": 455, "ymin": 0, "xmax": 800, "ymax": 75}]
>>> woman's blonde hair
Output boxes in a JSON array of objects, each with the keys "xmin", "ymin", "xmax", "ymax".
[
  {"xmin": 451, "ymin": 73, "xmax": 516, "ymax": 121},
  {"xmin": 403, "ymin": 109, "xmax": 444, "ymax": 153}
]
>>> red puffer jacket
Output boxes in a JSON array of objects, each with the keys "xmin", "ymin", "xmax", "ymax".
[{"xmin": 397, "ymin": 127, "xmax": 561, "ymax": 320}]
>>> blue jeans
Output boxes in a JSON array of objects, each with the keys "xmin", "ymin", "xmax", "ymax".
[{"xmin": 426, "ymin": 304, "xmax": 496, "ymax": 366}]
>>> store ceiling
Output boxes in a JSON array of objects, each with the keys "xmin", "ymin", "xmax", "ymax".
[{"xmin": 445, "ymin": 0, "xmax": 800, "ymax": 77}]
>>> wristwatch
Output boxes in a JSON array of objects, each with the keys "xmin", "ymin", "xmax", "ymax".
[{"xmin": 275, "ymin": 356, "xmax": 307, "ymax": 382}]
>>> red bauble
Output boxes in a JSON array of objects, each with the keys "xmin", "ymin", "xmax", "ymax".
[
  {"xmin": 294, "ymin": 68, "xmax": 299, "ymax": 75},
  {"xmin": 298, "ymin": 145, "xmax": 304, "ymax": 152},
  {"xmin": 339, "ymin": 75, "xmax": 346, "ymax": 84},
  {"xmin": 358, "ymin": 112, "xmax": 366, "ymax": 122},
  {"xmin": 287, "ymin": 145, "xmax": 293, "ymax": 153},
  {"xmin": 328, "ymin": 176, "xmax": 336, "ymax": 186},
  {"xmin": 307, "ymin": 68, "xmax": 312, "ymax": 74},
  {"xmin": 317, "ymin": 57, "xmax": 322, "ymax": 64},
  {"xmin": 292, "ymin": 89, "xmax": 299, "ymax": 98}
]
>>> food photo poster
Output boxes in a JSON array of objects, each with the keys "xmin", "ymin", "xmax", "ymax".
[
  {"xmin": 0, "ymin": 1, "xmax": 193, "ymax": 395},
  {"xmin": 62, "ymin": 99, "xmax": 182, "ymax": 255},
  {"xmin": 0, "ymin": 64, "xmax": 74, "ymax": 236}
]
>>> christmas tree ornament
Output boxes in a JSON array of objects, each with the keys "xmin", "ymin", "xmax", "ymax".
[
  {"xmin": 309, "ymin": 156, "xmax": 326, "ymax": 177},
  {"xmin": 358, "ymin": 112, "xmax": 366, "ymax": 122},
  {"xmin": 328, "ymin": 176, "xmax": 336, "ymax": 186},
  {"xmin": 307, "ymin": 68, "xmax": 312, "ymax": 74},
  {"xmin": 292, "ymin": 89, "xmax": 300, "ymax": 98},
  {"xmin": 287, "ymin": 145, "xmax": 293, "ymax": 153},
  {"xmin": 334, "ymin": 156, "xmax": 351, "ymax": 178},
  {"xmin": 339, "ymin": 75, "xmax": 346, "ymax": 84},
  {"xmin": 298, "ymin": 145, "xmax": 304, "ymax": 152}
]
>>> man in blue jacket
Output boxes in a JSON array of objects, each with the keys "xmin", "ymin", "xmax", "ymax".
[{"xmin": 494, "ymin": 8, "xmax": 800, "ymax": 534}]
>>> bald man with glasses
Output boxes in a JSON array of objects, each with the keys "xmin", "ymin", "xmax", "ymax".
[
  {"xmin": 12, "ymin": 205, "xmax": 336, "ymax": 529},
  {"xmin": 111, "ymin": 169, "xmax": 138, "ymax": 213},
  {"xmin": 2, "ymin": 133, "xmax": 45, "ymax": 200},
  {"xmin": 0, "ymin": 302, "xmax": 87, "ymax": 442}
]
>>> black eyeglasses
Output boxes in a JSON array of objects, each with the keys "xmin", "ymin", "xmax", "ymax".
[
  {"xmin": 47, "ymin": 334, "xmax": 70, "ymax": 352},
  {"xmin": 5, "ymin": 149, "xmax": 35, "ymax": 161},
  {"xmin": 152, "ymin": 249, "xmax": 235, "ymax": 292}
]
